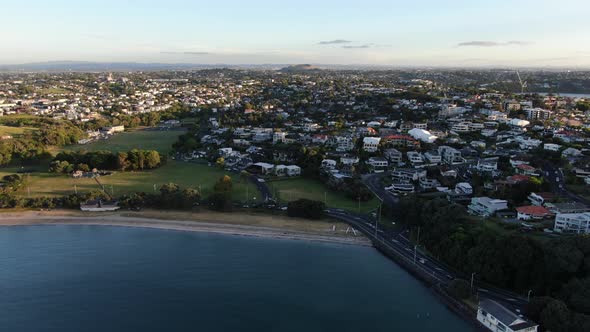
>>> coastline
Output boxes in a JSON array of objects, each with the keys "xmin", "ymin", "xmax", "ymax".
[{"xmin": 0, "ymin": 210, "xmax": 371, "ymax": 246}]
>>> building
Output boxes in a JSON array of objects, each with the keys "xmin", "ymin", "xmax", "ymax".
[
  {"xmin": 468, "ymin": 197, "xmax": 508, "ymax": 217},
  {"xmin": 455, "ymin": 182, "xmax": 473, "ymax": 195},
  {"xmin": 335, "ymin": 136, "xmax": 354, "ymax": 152},
  {"xmin": 391, "ymin": 168, "xmax": 427, "ymax": 182},
  {"xmin": 516, "ymin": 205, "xmax": 553, "ymax": 221},
  {"xmin": 525, "ymin": 108, "xmax": 552, "ymax": 120},
  {"xmin": 554, "ymin": 212, "xmax": 590, "ymax": 234},
  {"xmin": 367, "ymin": 157, "xmax": 388, "ymax": 172},
  {"xmin": 438, "ymin": 146, "xmax": 464, "ymax": 165},
  {"xmin": 384, "ymin": 148, "xmax": 403, "ymax": 163},
  {"xmin": 363, "ymin": 137, "xmax": 381, "ymax": 152},
  {"xmin": 408, "ymin": 128, "xmax": 438, "ymax": 143},
  {"xmin": 424, "ymin": 150, "xmax": 442, "ymax": 164},
  {"xmin": 407, "ymin": 151, "xmax": 424, "ymax": 165},
  {"xmin": 477, "ymin": 158, "xmax": 498, "ymax": 172},
  {"xmin": 527, "ymin": 192, "xmax": 554, "ymax": 206},
  {"xmin": 383, "ymin": 134, "xmax": 420, "ymax": 149},
  {"xmin": 477, "ymin": 299, "xmax": 538, "ymax": 332},
  {"xmin": 273, "ymin": 131, "xmax": 286, "ymax": 144}
]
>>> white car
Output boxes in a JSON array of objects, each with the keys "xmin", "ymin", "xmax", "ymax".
[{"xmin": 257, "ymin": 178, "xmax": 265, "ymax": 183}]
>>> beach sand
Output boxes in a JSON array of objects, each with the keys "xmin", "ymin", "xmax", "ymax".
[{"xmin": 0, "ymin": 209, "xmax": 371, "ymax": 246}]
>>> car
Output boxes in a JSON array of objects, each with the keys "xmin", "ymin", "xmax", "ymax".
[
  {"xmin": 419, "ymin": 258, "xmax": 426, "ymax": 264},
  {"xmin": 257, "ymin": 178, "xmax": 265, "ymax": 183}
]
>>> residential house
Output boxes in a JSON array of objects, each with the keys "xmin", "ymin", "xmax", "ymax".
[
  {"xmin": 554, "ymin": 212, "xmax": 590, "ymax": 234},
  {"xmin": 516, "ymin": 206, "xmax": 553, "ymax": 221},
  {"xmin": 477, "ymin": 299, "xmax": 538, "ymax": 332},
  {"xmin": 363, "ymin": 137, "xmax": 381, "ymax": 152},
  {"xmin": 391, "ymin": 168, "xmax": 427, "ymax": 182},
  {"xmin": 468, "ymin": 197, "xmax": 509, "ymax": 216},
  {"xmin": 438, "ymin": 146, "xmax": 465, "ymax": 165},
  {"xmin": 407, "ymin": 151, "xmax": 424, "ymax": 165},
  {"xmin": 384, "ymin": 148, "xmax": 403, "ymax": 163},
  {"xmin": 424, "ymin": 150, "xmax": 442, "ymax": 164},
  {"xmin": 367, "ymin": 157, "xmax": 388, "ymax": 173},
  {"xmin": 527, "ymin": 192, "xmax": 555, "ymax": 206}
]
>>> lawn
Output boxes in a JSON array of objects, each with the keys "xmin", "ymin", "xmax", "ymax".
[
  {"xmin": 60, "ymin": 129, "xmax": 185, "ymax": 154},
  {"xmin": 0, "ymin": 125, "xmax": 37, "ymax": 137},
  {"xmin": 0, "ymin": 161, "xmax": 261, "ymax": 201},
  {"xmin": 269, "ymin": 177, "xmax": 380, "ymax": 213}
]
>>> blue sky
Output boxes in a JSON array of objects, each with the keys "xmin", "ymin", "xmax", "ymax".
[{"xmin": 1, "ymin": 0, "xmax": 589, "ymax": 67}]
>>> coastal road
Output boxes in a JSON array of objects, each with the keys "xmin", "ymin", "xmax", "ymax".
[{"xmin": 325, "ymin": 208, "xmax": 529, "ymax": 313}]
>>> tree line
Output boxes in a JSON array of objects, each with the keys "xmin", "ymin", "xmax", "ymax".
[
  {"xmin": 392, "ymin": 197, "xmax": 590, "ymax": 331},
  {"xmin": 50, "ymin": 149, "xmax": 163, "ymax": 173}
]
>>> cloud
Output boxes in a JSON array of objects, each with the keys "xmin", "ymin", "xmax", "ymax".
[
  {"xmin": 318, "ymin": 39, "xmax": 351, "ymax": 45},
  {"xmin": 342, "ymin": 44, "xmax": 371, "ymax": 49},
  {"xmin": 457, "ymin": 41, "xmax": 531, "ymax": 47},
  {"xmin": 160, "ymin": 51, "xmax": 211, "ymax": 55}
]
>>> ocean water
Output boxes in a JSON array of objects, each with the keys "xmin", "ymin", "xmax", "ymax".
[{"xmin": 0, "ymin": 225, "xmax": 474, "ymax": 332}]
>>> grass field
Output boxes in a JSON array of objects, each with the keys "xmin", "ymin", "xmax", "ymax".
[
  {"xmin": 0, "ymin": 161, "xmax": 261, "ymax": 201},
  {"xmin": 0, "ymin": 125, "xmax": 37, "ymax": 137},
  {"xmin": 269, "ymin": 178, "xmax": 380, "ymax": 213},
  {"xmin": 60, "ymin": 129, "xmax": 184, "ymax": 154}
]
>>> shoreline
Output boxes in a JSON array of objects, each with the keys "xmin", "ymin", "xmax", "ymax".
[{"xmin": 0, "ymin": 211, "xmax": 371, "ymax": 246}]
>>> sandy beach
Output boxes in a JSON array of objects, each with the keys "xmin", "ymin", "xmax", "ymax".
[{"xmin": 0, "ymin": 210, "xmax": 371, "ymax": 246}]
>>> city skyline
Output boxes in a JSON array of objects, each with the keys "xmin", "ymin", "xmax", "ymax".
[{"xmin": 1, "ymin": 0, "xmax": 590, "ymax": 67}]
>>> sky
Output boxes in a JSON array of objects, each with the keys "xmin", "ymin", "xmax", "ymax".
[{"xmin": 1, "ymin": 0, "xmax": 590, "ymax": 67}]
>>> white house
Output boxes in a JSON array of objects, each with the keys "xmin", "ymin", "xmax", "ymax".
[
  {"xmin": 424, "ymin": 150, "xmax": 442, "ymax": 164},
  {"xmin": 468, "ymin": 197, "xmax": 508, "ymax": 216},
  {"xmin": 321, "ymin": 159, "xmax": 337, "ymax": 169},
  {"xmin": 438, "ymin": 146, "xmax": 464, "ymax": 165},
  {"xmin": 407, "ymin": 151, "xmax": 424, "ymax": 165},
  {"xmin": 554, "ymin": 212, "xmax": 590, "ymax": 234},
  {"xmin": 543, "ymin": 143, "xmax": 561, "ymax": 152},
  {"xmin": 516, "ymin": 206, "xmax": 553, "ymax": 221},
  {"xmin": 455, "ymin": 182, "xmax": 473, "ymax": 195},
  {"xmin": 363, "ymin": 137, "xmax": 381, "ymax": 152},
  {"xmin": 477, "ymin": 299, "xmax": 538, "ymax": 332},
  {"xmin": 384, "ymin": 148, "xmax": 403, "ymax": 163},
  {"xmin": 367, "ymin": 157, "xmax": 388, "ymax": 172},
  {"xmin": 335, "ymin": 136, "xmax": 354, "ymax": 152}
]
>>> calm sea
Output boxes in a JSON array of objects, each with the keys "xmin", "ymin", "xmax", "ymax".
[{"xmin": 0, "ymin": 225, "xmax": 474, "ymax": 332}]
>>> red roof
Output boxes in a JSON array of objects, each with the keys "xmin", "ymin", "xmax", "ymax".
[
  {"xmin": 517, "ymin": 164, "xmax": 536, "ymax": 171},
  {"xmin": 516, "ymin": 205, "xmax": 552, "ymax": 216},
  {"xmin": 384, "ymin": 135, "xmax": 414, "ymax": 140},
  {"xmin": 507, "ymin": 175, "xmax": 530, "ymax": 183}
]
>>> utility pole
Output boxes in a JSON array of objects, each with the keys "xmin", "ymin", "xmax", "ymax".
[
  {"xmin": 471, "ymin": 272, "xmax": 477, "ymax": 294},
  {"xmin": 324, "ymin": 192, "xmax": 327, "ymax": 206},
  {"xmin": 417, "ymin": 226, "xmax": 421, "ymax": 245},
  {"xmin": 528, "ymin": 290, "xmax": 533, "ymax": 302},
  {"xmin": 414, "ymin": 245, "xmax": 418, "ymax": 264}
]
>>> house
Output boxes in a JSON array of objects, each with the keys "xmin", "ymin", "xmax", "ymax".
[
  {"xmin": 516, "ymin": 206, "xmax": 553, "ymax": 221},
  {"xmin": 384, "ymin": 148, "xmax": 403, "ymax": 163},
  {"xmin": 273, "ymin": 131, "xmax": 287, "ymax": 144},
  {"xmin": 562, "ymin": 147, "xmax": 582, "ymax": 158},
  {"xmin": 335, "ymin": 136, "xmax": 354, "ymax": 152},
  {"xmin": 525, "ymin": 108, "xmax": 552, "ymax": 120},
  {"xmin": 455, "ymin": 182, "xmax": 473, "ymax": 195},
  {"xmin": 419, "ymin": 178, "xmax": 441, "ymax": 190},
  {"xmin": 391, "ymin": 168, "xmax": 426, "ymax": 182},
  {"xmin": 249, "ymin": 162, "xmax": 274, "ymax": 175},
  {"xmin": 515, "ymin": 164, "xmax": 539, "ymax": 176},
  {"xmin": 527, "ymin": 192, "xmax": 554, "ymax": 206},
  {"xmin": 547, "ymin": 202, "xmax": 590, "ymax": 214},
  {"xmin": 363, "ymin": 137, "xmax": 381, "ymax": 152},
  {"xmin": 438, "ymin": 146, "xmax": 464, "ymax": 165},
  {"xmin": 321, "ymin": 159, "xmax": 337, "ymax": 169},
  {"xmin": 386, "ymin": 183, "xmax": 415, "ymax": 195},
  {"xmin": 420, "ymin": 151, "xmax": 439, "ymax": 165},
  {"xmin": 543, "ymin": 143, "xmax": 561, "ymax": 152},
  {"xmin": 468, "ymin": 197, "xmax": 508, "ymax": 217},
  {"xmin": 554, "ymin": 212, "xmax": 590, "ymax": 234},
  {"xmin": 340, "ymin": 156, "xmax": 359, "ymax": 166},
  {"xmin": 477, "ymin": 299, "xmax": 538, "ymax": 332},
  {"xmin": 477, "ymin": 158, "xmax": 498, "ymax": 172},
  {"xmin": 407, "ymin": 151, "xmax": 424, "ymax": 165},
  {"xmin": 285, "ymin": 165, "xmax": 301, "ymax": 177},
  {"xmin": 383, "ymin": 134, "xmax": 420, "ymax": 149},
  {"xmin": 367, "ymin": 157, "xmax": 388, "ymax": 173}
]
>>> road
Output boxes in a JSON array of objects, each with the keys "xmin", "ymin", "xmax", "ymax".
[
  {"xmin": 543, "ymin": 162, "xmax": 590, "ymax": 205},
  {"xmin": 247, "ymin": 170, "xmax": 529, "ymax": 313},
  {"xmin": 250, "ymin": 175, "xmax": 272, "ymax": 202},
  {"xmin": 361, "ymin": 172, "xmax": 399, "ymax": 206},
  {"xmin": 326, "ymin": 208, "xmax": 529, "ymax": 313}
]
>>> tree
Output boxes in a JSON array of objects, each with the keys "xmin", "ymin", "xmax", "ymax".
[
  {"xmin": 214, "ymin": 175, "xmax": 232, "ymax": 194},
  {"xmin": 447, "ymin": 279, "xmax": 471, "ymax": 299},
  {"xmin": 145, "ymin": 150, "xmax": 161, "ymax": 169},
  {"xmin": 287, "ymin": 199, "xmax": 325, "ymax": 219}
]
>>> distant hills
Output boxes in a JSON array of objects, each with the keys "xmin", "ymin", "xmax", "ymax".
[
  {"xmin": 0, "ymin": 61, "xmax": 243, "ymax": 72},
  {"xmin": 279, "ymin": 64, "xmax": 323, "ymax": 73}
]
